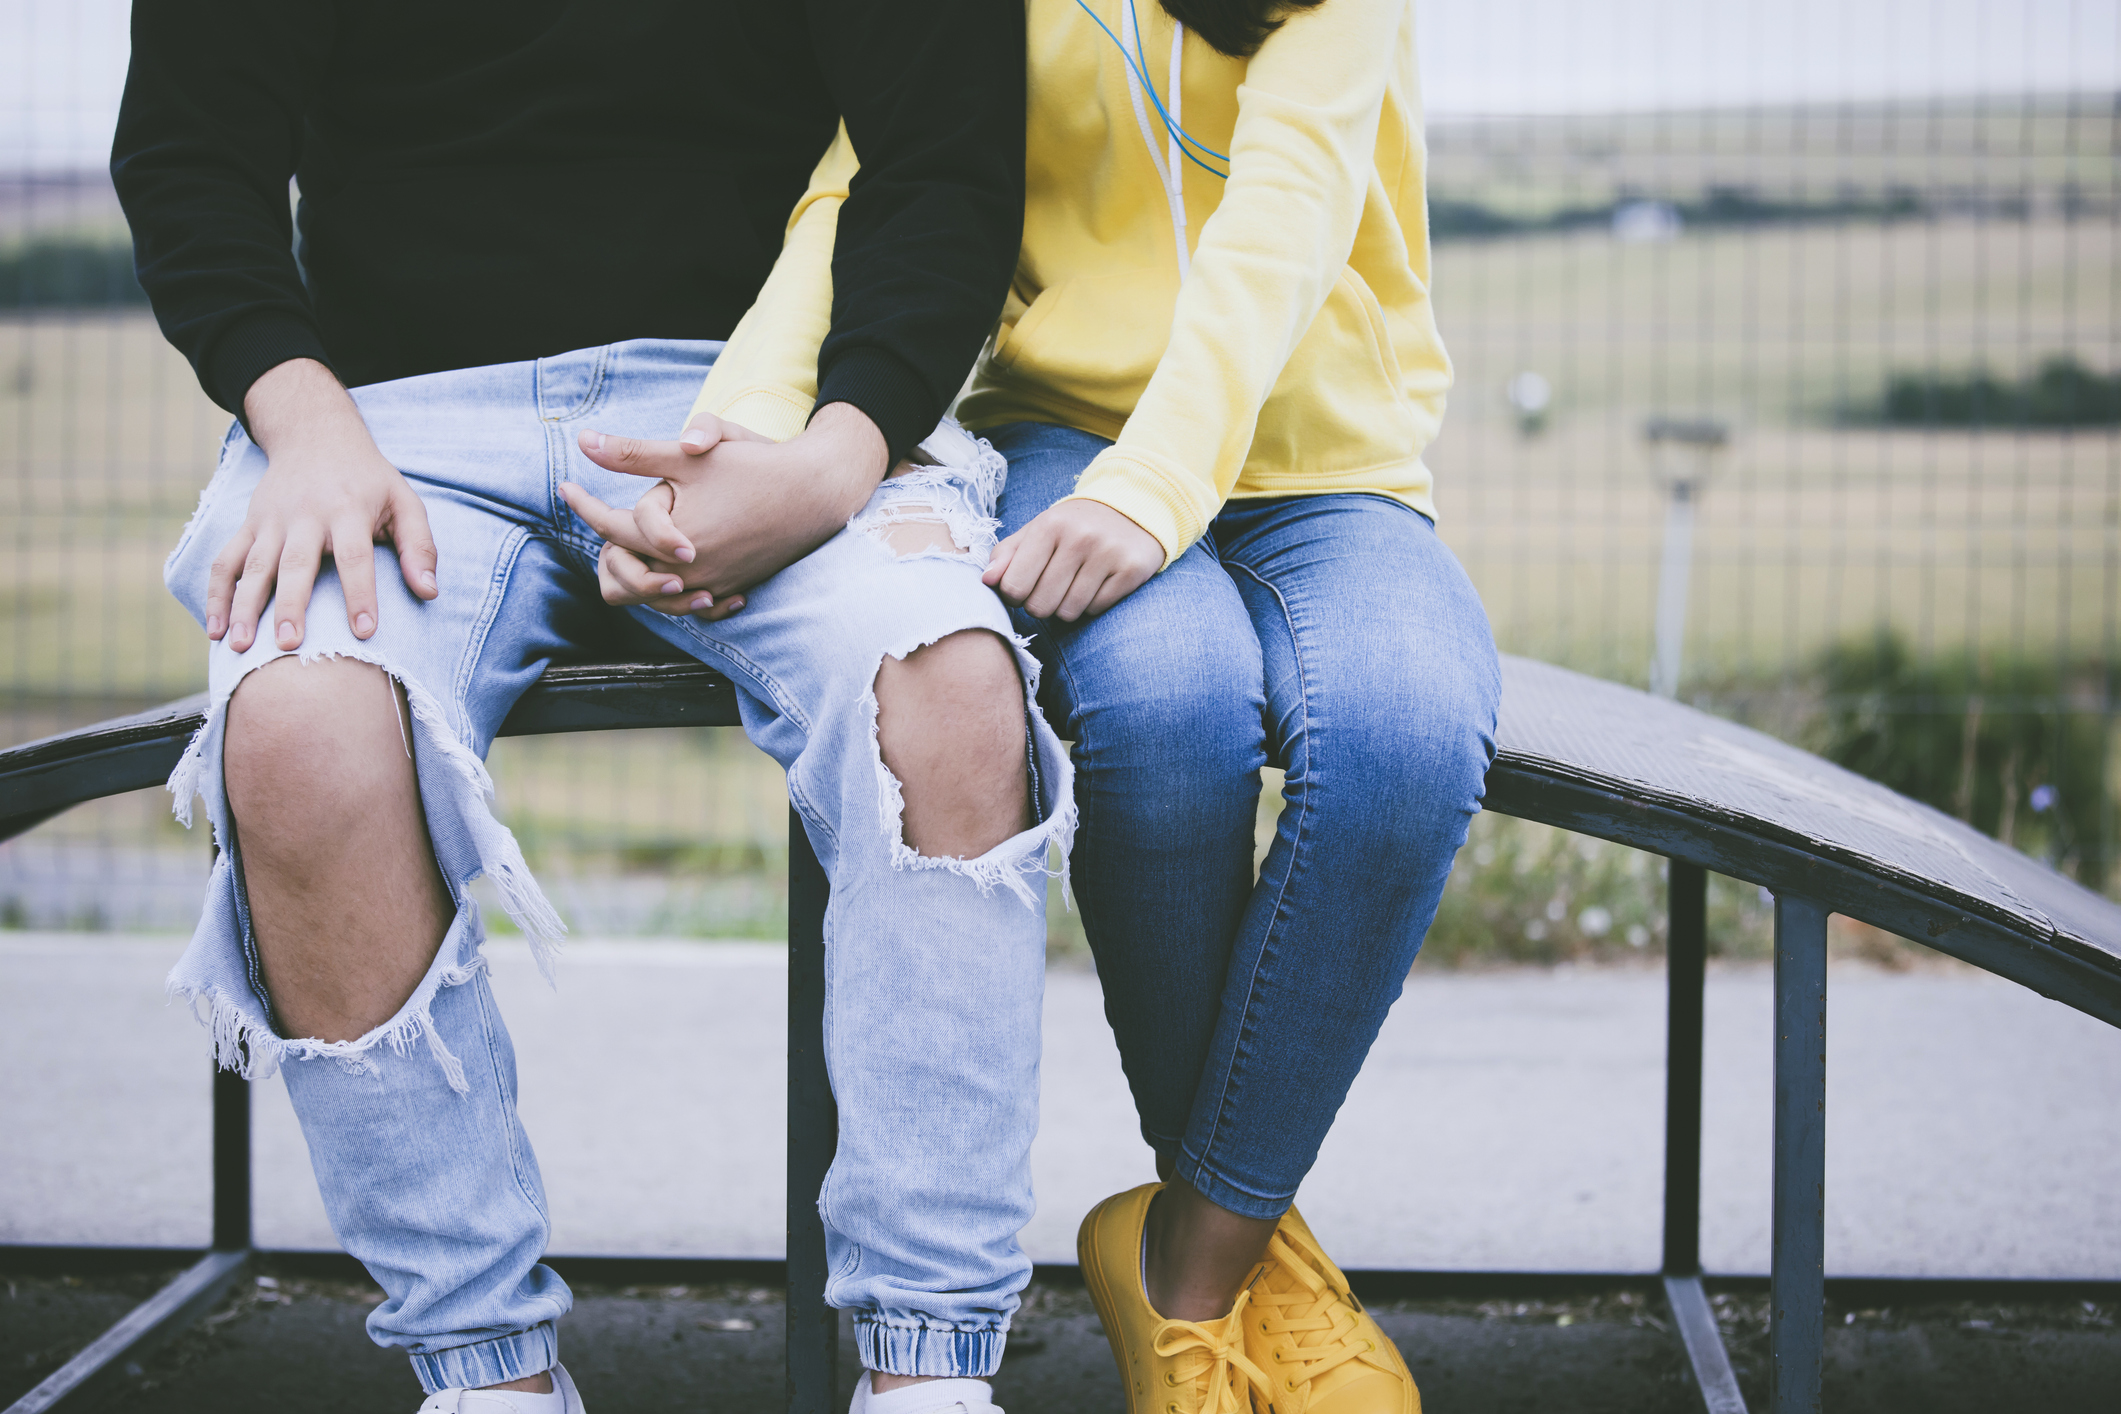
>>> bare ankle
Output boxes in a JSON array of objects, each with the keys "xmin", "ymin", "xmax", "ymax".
[
  {"xmin": 479, "ymin": 1371, "xmax": 553, "ymax": 1395},
  {"xmin": 1143, "ymin": 1182, "xmax": 1278, "ymax": 1323},
  {"xmin": 870, "ymin": 1372, "xmax": 945, "ymax": 1393}
]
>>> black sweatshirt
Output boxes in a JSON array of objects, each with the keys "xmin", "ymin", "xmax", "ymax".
[{"xmin": 111, "ymin": 0, "xmax": 1025, "ymax": 459}]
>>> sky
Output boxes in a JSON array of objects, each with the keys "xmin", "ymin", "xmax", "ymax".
[{"xmin": 4, "ymin": 0, "xmax": 2119, "ymax": 170}]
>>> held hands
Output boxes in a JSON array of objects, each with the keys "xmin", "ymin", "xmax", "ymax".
[
  {"xmin": 558, "ymin": 402, "xmax": 890, "ymax": 618},
  {"xmin": 984, "ymin": 499, "xmax": 1164, "ymax": 623},
  {"xmin": 210, "ymin": 358, "xmax": 439, "ymax": 652}
]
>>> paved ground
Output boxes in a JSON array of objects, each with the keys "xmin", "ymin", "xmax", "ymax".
[
  {"xmin": 4, "ymin": 1266, "xmax": 2117, "ymax": 1413},
  {"xmin": 7, "ymin": 934, "xmax": 2120, "ymax": 1277}
]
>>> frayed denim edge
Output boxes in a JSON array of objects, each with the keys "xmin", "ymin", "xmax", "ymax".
[
  {"xmin": 162, "ymin": 645, "xmax": 569, "ymax": 1093},
  {"xmin": 855, "ymin": 627, "xmax": 1077, "ymax": 912}
]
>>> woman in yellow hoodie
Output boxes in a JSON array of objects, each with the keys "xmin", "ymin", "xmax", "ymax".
[
  {"xmin": 581, "ymin": 1, "xmax": 1497, "ymax": 1409},
  {"xmin": 971, "ymin": 7, "xmax": 1497, "ymax": 1411}
]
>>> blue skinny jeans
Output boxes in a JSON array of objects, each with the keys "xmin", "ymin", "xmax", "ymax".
[{"xmin": 986, "ymin": 421, "xmax": 1501, "ymax": 1220}]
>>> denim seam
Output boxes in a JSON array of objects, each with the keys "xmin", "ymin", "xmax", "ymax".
[
  {"xmin": 786, "ymin": 765, "xmax": 839, "ymax": 854},
  {"xmin": 1188, "ymin": 557, "xmax": 1314, "ymax": 1199},
  {"xmin": 666, "ymin": 619, "xmax": 841, "ymax": 851},
  {"xmin": 222, "ymin": 829, "xmax": 276, "ymax": 1032},
  {"xmin": 473, "ymin": 970, "xmax": 548, "ymax": 1223},
  {"xmin": 670, "ymin": 619, "xmax": 813, "ymax": 738},
  {"xmin": 534, "ymin": 343, "xmax": 612, "ymax": 423},
  {"xmin": 453, "ymin": 525, "xmax": 535, "ymax": 744}
]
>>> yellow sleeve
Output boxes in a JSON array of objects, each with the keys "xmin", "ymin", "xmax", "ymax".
[
  {"xmin": 1066, "ymin": 0, "xmax": 1403, "ymax": 565},
  {"xmin": 681, "ymin": 127, "xmax": 854, "ymax": 442}
]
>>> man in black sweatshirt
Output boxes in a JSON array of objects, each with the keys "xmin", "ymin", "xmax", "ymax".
[{"xmin": 114, "ymin": 5, "xmax": 1062, "ymax": 1409}]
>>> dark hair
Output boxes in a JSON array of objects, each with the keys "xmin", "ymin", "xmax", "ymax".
[{"xmin": 1159, "ymin": 0, "xmax": 1327, "ymax": 59}]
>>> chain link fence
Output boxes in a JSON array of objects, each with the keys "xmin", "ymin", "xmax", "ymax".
[{"xmin": 5, "ymin": 1, "xmax": 2117, "ymax": 953}]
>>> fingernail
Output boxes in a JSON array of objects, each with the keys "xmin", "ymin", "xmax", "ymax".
[
  {"xmin": 421, "ymin": 571, "xmax": 437, "ymax": 593},
  {"xmin": 726, "ymin": 597, "xmax": 745, "ymax": 614},
  {"xmin": 689, "ymin": 594, "xmax": 714, "ymax": 612},
  {"xmin": 673, "ymin": 544, "xmax": 695, "ymax": 562},
  {"xmin": 585, "ymin": 431, "xmax": 605, "ymax": 453},
  {"xmin": 277, "ymin": 620, "xmax": 296, "ymax": 646},
  {"xmin": 355, "ymin": 611, "xmax": 374, "ymax": 637},
  {"xmin": 663, "ymin": 577, "xmax": 684, "ymax": 594},
  {"xmin": 206, "ymin": 614, "xmax": 223, "ymax": 637},
  {"xmin": 680, "ymin": 429, "xmax": 710, "ymax": 452}
]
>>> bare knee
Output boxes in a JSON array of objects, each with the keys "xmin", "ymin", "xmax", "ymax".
[
  {"xmin": 874, "ymin": 505, "xmax": 963, "ymax": 558},
  {"xmin": 226, "ymin": 657, "xmax": 420, "ymax": 860},
  {"xmin": 873, "ymin": 630, "xmax": 1034, "ymax": 859},
  {"xmin": 225, "ymin": 657, "xmax": 453, "ymax": 1042}
]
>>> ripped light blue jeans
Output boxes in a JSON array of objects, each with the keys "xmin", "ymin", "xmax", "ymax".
[{"xmin": 162, "ymin": 340, "xmax": 1072, "ymax": 1387}]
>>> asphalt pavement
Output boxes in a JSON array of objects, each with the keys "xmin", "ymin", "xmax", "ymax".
[{"xmin": 5, "ymin": 933, "xmax": 2120, "ymax": 1278}]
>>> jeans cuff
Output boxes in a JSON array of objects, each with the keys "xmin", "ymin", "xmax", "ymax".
[
  {"xmin": 854, "ymin": 1314, "xmax": 1006, "ymax": 1378},
  {"xmin": 1175, "ymin": 1147, "xmax": 1292, "ymax": 1223},
  {"xmin": 407, "ymin": 1320, "xmax": 559, "ymax": 1394}
]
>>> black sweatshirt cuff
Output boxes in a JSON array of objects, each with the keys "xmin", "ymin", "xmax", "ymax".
[
  {"xmin": 205, "ymin": 308, "xmax": 334, "ymax": 426},
  {"xmin": 815, "ymin": 346, "xmax": 937, "ymax": 465}
]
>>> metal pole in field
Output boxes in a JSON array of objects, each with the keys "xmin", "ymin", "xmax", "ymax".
[
  {"xmin": 1651, "ymin": 481, "xmax": 1697, "ymax": 698},
  {"xmin": 1644, "ymin": 419, "xmax": 1728, "ymax": 699},
  {"xmin": 1769, "ymin": 894, "xmax": 1830, "ymax": 1414}
]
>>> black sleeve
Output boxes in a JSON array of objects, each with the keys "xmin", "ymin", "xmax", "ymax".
[
  {"xmin": 110, "ymin": 0, "xmax": 334, "ymax": 421},
  {"xmin": 807, "ymin": 0, "xmax": 1026, "ymax": 461}
]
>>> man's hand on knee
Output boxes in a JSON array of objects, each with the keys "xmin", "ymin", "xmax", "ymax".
[
  {"xmin": 213, "ymin": 358, "xmax": 439, "ymax": 654},
  {"xmin": 558, "ymin": 402, "xmax": 891, "ymax": 618}
]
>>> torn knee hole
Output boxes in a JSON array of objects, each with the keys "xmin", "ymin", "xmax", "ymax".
[{"xmin": 867, "ymin": 504, "xmax": 968, "ymax": 557}]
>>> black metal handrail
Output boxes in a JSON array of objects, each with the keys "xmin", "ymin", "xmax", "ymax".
[{"xmin": 5, "ymin": 653, "xmax": 2118, "ymax": 1414}]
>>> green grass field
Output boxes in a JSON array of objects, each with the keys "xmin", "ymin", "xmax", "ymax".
[{"xmin": 5, "ymin": 103, "xmax": 2118, "ymax": 942}]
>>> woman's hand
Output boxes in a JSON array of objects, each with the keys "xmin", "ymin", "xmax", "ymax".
[{"xmin": 984, "ymin": 499, "xmax": 1164, "ymax": 623}]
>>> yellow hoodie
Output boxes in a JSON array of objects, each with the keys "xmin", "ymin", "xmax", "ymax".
[{"xmin": 689, "ymin": 0, "xmax": 1448, "ymax": 568}]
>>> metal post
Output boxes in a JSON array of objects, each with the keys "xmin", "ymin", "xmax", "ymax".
[
  {"xmin": 786, "ymin": 808, "xmax": 838, "ymax": 1414},
  {"xmin": 1661, "ymin": 860, "xmax": 1748, "ymax": 1414},
  {"xmin": 1650, "ymin": 479, "xmax": 1697, "ymax": 698},
  {"xmin": 1662, "ymin": 860, "xmax": 1707, "ymax": 1276},
  {"xmin": 211, "ymin": 1059, "xmax": 251, "ymax": 1251},
  {"xmin": 209, "ymin": 839, "xmax": 252, "ymax": 1255},
  {"xmin": 1769, "ymin": 895, "xmax": 1829, "ymax": 1414}
]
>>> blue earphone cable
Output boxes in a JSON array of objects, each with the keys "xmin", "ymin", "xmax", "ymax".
[
  {"xmin": 1124, "ymin": 0, "xmax": 1230, "ymax": 166},
  {"xmin": 1073, "ymin": 0, "xmax": 1229, "ymax": 179}
]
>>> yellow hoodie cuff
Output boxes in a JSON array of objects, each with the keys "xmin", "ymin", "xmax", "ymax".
[
  {"xmin": 1066, "ymin": 446, "xmax": 1220, "ymax": 570},
  {"xmin": 686, "ymin": 384, "xmax": 815, "ymax": 444}
]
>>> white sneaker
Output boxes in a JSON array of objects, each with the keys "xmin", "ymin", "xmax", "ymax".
[
  {"xmin": 847, "ymin": 1369, "xmax": 1002, "ymax": 1414},
  {"xmin": 415, "ymin": 1363, "xmax": 585, "ymax": 1413}
]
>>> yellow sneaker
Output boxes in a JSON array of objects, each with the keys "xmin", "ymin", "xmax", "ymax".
[
  {"xmin": 1078, "ymin": 1183, "xmax": 1272, "ymax": 1414},
  {"xmin": 1245, "ymin": 1207, "xmax": 1419, "ymax": 1414}
]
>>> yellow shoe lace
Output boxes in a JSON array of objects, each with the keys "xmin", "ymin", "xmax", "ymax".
[
  {"xmin": 1149, "ymin": 1289, "xmax": 1273, "ymax": 1414},
  {"xmin": 1251, "ymin": 1234, "xmax": 1383, "ymax": 1400}
]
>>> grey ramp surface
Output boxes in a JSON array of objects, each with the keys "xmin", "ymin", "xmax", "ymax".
[
  {"xmin": 12, "ymin": 654, "xmax": 2118, "ymax": 971},
  {"xmin": 7, "ymin": 936, "xmax": 2121, "ymax": 1277},
  {"xmin": 1493, "ymin": 655, "xmax": 2121, "ymax": 968}
]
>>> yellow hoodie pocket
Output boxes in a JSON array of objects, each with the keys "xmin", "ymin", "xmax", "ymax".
[
  {"xmin": 988, "ymin": 270, "xmax": 1179, "ymax": 417},
  {"xmin": 1247, "ymin": 269, "xmax": 1421, "ymax": 480}
]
